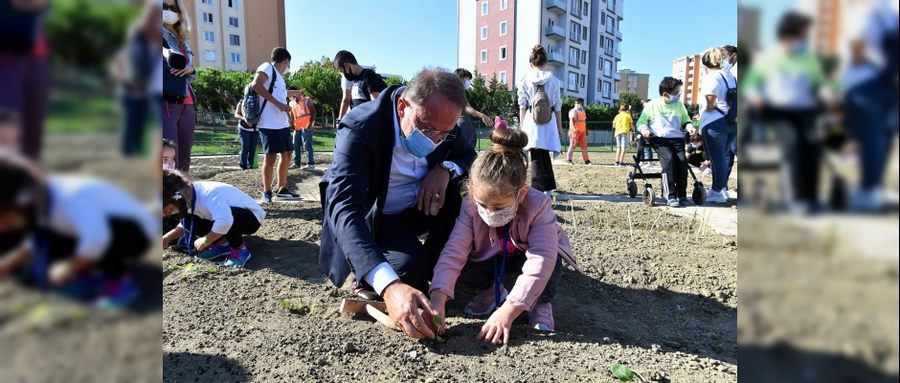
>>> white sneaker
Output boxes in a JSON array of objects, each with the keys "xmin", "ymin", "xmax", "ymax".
[{"xmin": 706, "ymin": 188, "xmax": 727, "ymax": 204}]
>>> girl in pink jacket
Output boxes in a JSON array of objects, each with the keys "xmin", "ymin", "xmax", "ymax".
[{"xmin": 429, "ymin": 128, "xmax": 582, "ymax": 345}]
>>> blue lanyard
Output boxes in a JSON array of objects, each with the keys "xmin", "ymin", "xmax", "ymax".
[
  {"xmin": 493, "ymin": 229, "xmax": 510, "ymax": 309},
  {"xmin": 30, "ymin": 188, "xmax": 52, "ymax": 289},
  {"xmin": 180, "ymin": 187, "xmax": 197, "ymax": 257}
]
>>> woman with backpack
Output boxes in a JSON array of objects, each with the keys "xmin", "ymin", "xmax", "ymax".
[
  {"xmin": 162, "ymin": 0, "xmax": 197, "ymax": 172},
  {"xmin": 698, "ymin": 47, "xmax": 737, "ymax": 204},
  {"xmin": 517, "ymin": 45, "xmax": 563, "ymax": 196}
]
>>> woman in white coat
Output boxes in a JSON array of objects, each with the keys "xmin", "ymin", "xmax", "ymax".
[{"xmin": 517, "ymin": 45, "xmax": 564, "ymax": 194}]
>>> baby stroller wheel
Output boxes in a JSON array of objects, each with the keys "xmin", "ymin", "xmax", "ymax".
[
  {"xmin": 627, "ymin": 180, "xmax": 638, "ymax": 198},
  {"xmin": 643, "ymin": 185, "xmax": 655, "ymax": 206},
  {"xmin": 692, "ymin": 181, "xmax": 706, "ymax": 206}
]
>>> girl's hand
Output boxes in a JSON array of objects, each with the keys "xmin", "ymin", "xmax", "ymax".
[
  {"xmin": 193, "ymin": 236, "xmax": 209, "ymax": 252},
  {"xmin": 477, "ymin": 303, "xmax": 522, "ymax": 346},
  {"xmin": 429, "ymin": 292, "xmax": 448, "ymax": 334}
]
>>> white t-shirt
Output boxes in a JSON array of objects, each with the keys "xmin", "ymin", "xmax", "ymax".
[
  {"xmin": 698, "ymin": 69, "xmax": 735, "ymax": 129},
  {"xmin": 46, "ymin": 176, "xmax": 157, "ymax": 260},
  {"xmin": 178, "ymin": 181, "xmax": 266, "ymax": 235},
  {"xmin": 255, "ymin": 62, "xmax": 289, "ymax": 130}
]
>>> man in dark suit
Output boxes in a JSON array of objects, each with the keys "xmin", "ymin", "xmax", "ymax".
[{"xmin": 319, "ymin": 69, "xmax": 475, "ymax": 340}]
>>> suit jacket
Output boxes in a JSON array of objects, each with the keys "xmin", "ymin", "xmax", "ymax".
[{"xmin": 319, "ymin": 85, "xmax": 477, "ymax": 287}]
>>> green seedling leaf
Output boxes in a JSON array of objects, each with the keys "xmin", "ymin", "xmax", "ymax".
[
  {"xmin": 432, "ymin": 315, "xmax": 446, "ymax": 342},
  {"xmin": 278, "ymin": 299, "xmax": 309, "ymax": 314},
  {"xmin": 610, "ymin": 364, "xmax": 634, "ymax": 381}
]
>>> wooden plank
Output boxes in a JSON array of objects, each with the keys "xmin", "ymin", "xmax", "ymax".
[
  {"xmin": 365, "ymin": 303, "xmax": 400, "ymax": 331},
  {"xmin": 339, "ymin": 297, "xmax": 386, "ymax": 314}
]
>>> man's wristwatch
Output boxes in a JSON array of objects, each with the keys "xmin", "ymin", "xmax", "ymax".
[{"xmin": 440, "ymin": 161, "xmax": 457, "ymax": 178}]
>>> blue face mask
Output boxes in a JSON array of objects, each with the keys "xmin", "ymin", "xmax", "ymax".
[
  {"xmin": 401, "ymin": 126, "xmax": 438, "ymax": 158},
  {"xmin": 791, "ymin": 41, "xmax": 808, "ymax": 54},
  {"xmin": 667, "ymin": 93, "xmax": 681, "ymax": 104}
]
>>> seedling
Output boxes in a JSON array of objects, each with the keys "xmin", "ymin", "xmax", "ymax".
[
  {"xmin": 433, "ymin": 315, "xmax": 446, "ymax": 343},
  {"xmin": 609, "ymin": 364, "xmax": 647, "ymax": 382},
  {"xmin": 278, "ymin": 299, "xmax": 309, "ymax": 315}
]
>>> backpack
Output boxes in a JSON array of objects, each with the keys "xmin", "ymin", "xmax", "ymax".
[
  {"xmin": 718, "ymin": 72, "xmax": 738, "ymax": 124},
  {"xmin": 242, "ymin": 66, "xmax": 277, "ymax": 127},
  {"xmin": 531, "ymin": 83, "xmax": 553, "ymax": 124}
]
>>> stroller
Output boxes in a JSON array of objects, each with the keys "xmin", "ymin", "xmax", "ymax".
[{"xmin": 626, "ymin": 136, "xmax": 707, "ymax": 206}]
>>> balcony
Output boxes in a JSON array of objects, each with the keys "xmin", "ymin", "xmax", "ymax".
[
  {"xmin": 615, "ymin": 50, "xmax": 621, "ymax": 60},
  {"xmin": 548, "ymin": 50, "xmax": 565, "ymax": 64},
  {"xmin": 546, "ymin": 0, "xmax": 566, "ymax": 14},
  {"xmin": 544, "ymin": 24, "xmax": 565, "ymax": 40},
  {"xmin": 615, "ymin": 29, "xmax": 622, "ymax": 40}
]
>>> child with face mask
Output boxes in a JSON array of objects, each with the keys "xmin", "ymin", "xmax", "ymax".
[
  {"xmin": 161, "ymin": 169, "xmax": 265, "ymax": 267},
  {"xmin": 428, "ymin": 128, "xmax": 583, "ymax": 346}
]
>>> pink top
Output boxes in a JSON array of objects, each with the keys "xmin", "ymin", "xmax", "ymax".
[{"xmin": 430, "ymin": 188, "xmax": 583, "ymax": 311}]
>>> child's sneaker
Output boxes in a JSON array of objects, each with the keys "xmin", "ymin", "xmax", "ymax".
[
  {"xmin": 94, "ymin": 275, "xmax": 139, "ymax": 310},
  {"xmin": 194, "ymin": 242, "xmax": 231, "ymax": 260},
  {"xmin": 464, "ymin": 286, "xmax": 508, "ymax": 317},
  {"xmin": 667, "ymin": 198, "xmax": 680, "ymax": 207},
  {"xmin": 224, "ymin": 246, "xmax": 252, "ymax": 267},
  {"xmin": 529, "ymin": 302, "xmax": 555, "ymax": 332},
  {"xmin": 274, "ymin": 187, "xmax": 300, "ymax": 201},
  {"xmin": 261, "ymin": 190, "xmax": 273, "ymax": 204}
]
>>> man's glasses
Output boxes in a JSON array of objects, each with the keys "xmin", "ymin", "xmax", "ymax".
[
  {"xmin": 163, "ymin": 3, "xmax": 180, "ymax": 12},
  {"xmin": 416, "ymin": 125, "xmax": 455, "ymax": 143}
]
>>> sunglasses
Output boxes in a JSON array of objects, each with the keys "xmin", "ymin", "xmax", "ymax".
[{"xmin": 163, "ymin": 3, "xmax": 180, "ymax": 12}]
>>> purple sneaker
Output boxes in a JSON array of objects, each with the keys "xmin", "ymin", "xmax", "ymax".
[
  {"xmin": 195, "ymin": 243, "xmax": 231, "ymax": 260},
  {"xmin": 528, "ymin": 302, "xmax": 555, "ymax": 332}
]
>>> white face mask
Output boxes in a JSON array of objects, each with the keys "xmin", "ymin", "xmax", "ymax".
[
  {"xmin": 162, "ymin": 9, "xmax": 179, "ymax": 25},
  {"xmin": 475, "ymin": 193, "xmax": 522, "ymax": 227},
  {"xmin": 463, "ymin": 80, "xmax": 473, "ymax": 89},
  {"xmin": 722, "ymin": 60, "xmax": 733, "ymax": 71}
]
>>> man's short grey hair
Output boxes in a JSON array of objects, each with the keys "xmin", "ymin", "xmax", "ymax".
[{"xmin": 402, "ymin": 68, "xmax": 468, "ymax": 110}]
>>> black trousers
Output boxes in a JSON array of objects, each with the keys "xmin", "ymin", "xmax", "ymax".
[
  {"xmin": 371, "ymin": 179, "xmax": 463, "ymax": 293},
  {"xmin": 529, "ymin": 148, "xmax": 557, "ymax": 192},
  {"xmin": 459, "ymin": 254, "xmax": 563, "ymax": 305},
  {"xmin": 19, "ymin": 218, "xmax": 150, "ymax": 285},
  {"xmin": 650, "ymin": 137, "xmax": 689, "ymax": 200},
  {"xmin": 183, "ymin": 207, "xmax": 261, "ymax": 248},
  {"xmin": 764, "ymin": 108, "xmax": 820, "ymax": 204}
]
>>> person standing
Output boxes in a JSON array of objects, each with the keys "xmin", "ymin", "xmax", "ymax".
[
  {"xmin": 161, "ymin": 0, "xmax": 197, "ymax": 172},
  {"xmin": 517, "ymin": 45, "xmax": 563, "ymax": 196},
  {"xmin": 289, "ymin": 89, "xmax": 316, "ymax": 169},
  {"xmin": 698, "ymin": 47, "xmax": 737, "ymax": 204},
  {"xmin": 566, "ymin": 98, "xmax": 590, "ymax": 165},
  {"xmin": 613, "ymin": 104, "xmax": 633, "ymax": 166},
  {"xmin": 455, "ymin": 68, "xmax": 495, "ymax": 148},
  {"xmin": 335, "ymin": 50, "xmax": 387, "ymax": 120},
  {"xmin": 252, "ymin": 47, "xmax": 301, "ymax": 203},
  {"xmin": 233, "ymin": 98, "xmax": 258, "ymax": 170},
  {"xmin": 115, "ymin": 1, "xmax": 161, "ymax": 157}
]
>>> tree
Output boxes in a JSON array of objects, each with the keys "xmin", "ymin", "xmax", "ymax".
[
  {"xmin": 45, "ymin": 0, "xmax": 138, "ymax": 69},
  {"xmin": 616, "ymin": 91, "xmax": 644, "ymax": 116},
  {"xmin": 288, "ymin": 56, "xmax": 343, "ymax": 123},
  {"xmin": 191, "ymin": 68, "xmax": 252, "ymax": 113},
  {"xmin": 466, "ymin": 70, "xmax": 517, "ymax": 124},
  {"xmin": 384, "ymin": 75, "xmax": 407, "ymax": 87}
]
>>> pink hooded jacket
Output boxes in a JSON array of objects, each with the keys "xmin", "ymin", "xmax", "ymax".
[{"xmin": 429, "ymin": 188, "xmax": 584, "ymax": 311}]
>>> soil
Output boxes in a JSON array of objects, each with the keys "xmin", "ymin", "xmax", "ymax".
[{"xmin": 165, "ymin": 152, "xmax": 738, "ymax": 382}]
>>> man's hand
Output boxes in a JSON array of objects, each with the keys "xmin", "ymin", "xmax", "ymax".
[
  {"xmin": 477, "ymin": 302, "xmax": 522, "ymax": 346},
  {"xmin": 383, "ymin": 281, "xmax": 439, "ymax": 340},
  {"xmin": 479, "ymin": 114, "xmax": 495, "ymax": 129},
  {"xmin": 417, "ymin": 167, "xmax": 451, "ymax": 216},
  {"xmin": 170, "ymin": 65, "xmax": 195, "ymax": 78},
  {"xmin": 277, "ymin": 102, "xmax": 292, "ymax": 112}
]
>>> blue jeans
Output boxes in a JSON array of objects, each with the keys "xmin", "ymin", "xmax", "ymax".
[
  {"xmin": 845, "ymin": 77, "xmax": 890, "ymax": 191},
  {"xmin": 293, "ymin": 129, "xmax": 314, "ymax": 166},
  {"xmin": 238, "ymin": 128, "xmax": 258, "ymax": 170},
  {"xmin": 702, "ymin": 117, "xmax": 737, "ymax": 192},
  {"xmin": 120, "ymin": 95, "xmax": 149, "ymax": 156}
]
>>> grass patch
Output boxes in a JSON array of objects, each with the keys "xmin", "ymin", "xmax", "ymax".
[
  {"xmin": 191, "ymin": 128, "xmax": 337, "ymax": 156},
  {"xmin": 46, "ymin": 87, "xmax": 121, "ymax": 134}
]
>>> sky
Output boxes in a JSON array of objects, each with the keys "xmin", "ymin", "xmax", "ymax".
[{"xmin": 285, "ymin": 0, "xmax": 738, "ymax": 89}]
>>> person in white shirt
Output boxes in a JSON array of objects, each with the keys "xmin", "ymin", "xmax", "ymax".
[
  {"xmin": 698, "ymin": 47, "xmax": 738, "ymax": 204},
  {"xmin": 161, "ymin": 170, "xmax": 265, "ymax": 268},
  {"xmin": 517, "ymin": 45, "xmax": 563, "ymax": 197},
  {"xmin": 0, "ymin": 154, "xmax": 155, "ymax": 308}
]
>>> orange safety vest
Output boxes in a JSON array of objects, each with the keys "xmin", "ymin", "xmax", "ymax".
[
  {"xmin": 571, "ymin": 109, "xmax": 587, "ymax": 134},
  {"xmin": 291, "ymin": 97, "xmax": 313, "ymax": 130}
]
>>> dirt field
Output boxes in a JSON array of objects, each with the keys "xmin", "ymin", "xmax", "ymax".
[{"xmin": 165, "ymin": 152, "xmax": 737, "ymax": 382}]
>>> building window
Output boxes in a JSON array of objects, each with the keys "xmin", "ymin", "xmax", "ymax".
[
  {"xmin": 481, "ymin": 1, "xmax": 488, "ymax": 16},
  {"xmin": 203, "ymin": 12, "xmax": 213, "ymax": 23},
  {"xmin": 606, "ymin": 15, "xmax": 615, "ymax": 34},
  {"xmin": 605, "ymin": 39, "xmax": 614, "ymax": 56},
  {"xmin": 500, "ymin": 0, "xmax": 508, "ymax": 11},
  {"xmin": 570, "ymin": 21, "xmax": 581, "ymax": 43},
  {"xmin": 608, "ymin": 0, "xmax": 615, "ymax": 12},
  {"xmin": 204, "ymin": 31, "xmax": 215, "ymax": 42},
  {"xmin": 580, "ymin": 74, "xmax": 585, "ymax": 88},
  {"xmin": 205, "ymin": 50, "xmax": 217, "ymax": 62},
  {"xmin": 602, "ymin": 81, "xmax": 612, "ymax": 98},
  {"xmin": 583, "ymin": 1, "xmax": 589, "ymax": 16},
  {"xmin": 228, "ymin": 0, "xmax": 237, "ymax": 8},
  {"xmin": 229, "ymin": 34, "xmax": 240, "ymax": 46},
  {"xmin": 231, "ymin": 53, "xmax": 241, "ymax": 64},
  {"xmin": 603, "ymin": 60, "xmax": 612, "ymax": 77},
  {"xmin": 598, "ymin": 78, "xmax": 603, "ymax": 89},
  {"xmin": 201, "ymin": 0, "xmax": 212, "ymax": 4},
  {"xmin": 581, "ymin": 50, "xmax": 586, "ymax": 64},
  {"xmin": 567, "ymin": 72, "xmax": 578, "ymax": 91},
  {"xmin": 499, "ymin": 46, "xmax": 507, "ymax": 60},
  {"xmin": 570, "ymin": 0, "xmax": 582, "ymax": 17},
  {"xmin": 583, "ymin": 26, "xmax": 588, "ymax": 41},
  {"xmin": 481, "ymin": 26, "xmax": 488, "ymax": 40},
  {"xmin": 499, "ymin": 71, "xmax": 507, "ymax": 84},
  {"xmin": 480, "ymin": 50, "xmax": 488, "ymax": 63},
  {"xmin": 229, "ymin": 17, "xmax": 239, "ymax": 27},
  {"xmin": 500, "ymin": 21, "xmax": 508, "ymax": 36},
  {"xmin": 569, "ymin": 47, "xmax": 579, "ymax": 67}
]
